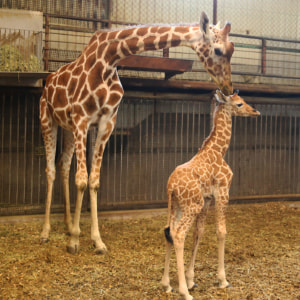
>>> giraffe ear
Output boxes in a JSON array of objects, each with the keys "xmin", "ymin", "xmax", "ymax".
[
  {"xmin": 200, "ymin": 12, "xmax": 210, "ymax": 36},
  {"xmin": 221, "ymin": 22, "xmax": 231, "ymax": 36},
  {"xmin": 215, "ymin": 89, "xmax": 227, "ymax": 103}
]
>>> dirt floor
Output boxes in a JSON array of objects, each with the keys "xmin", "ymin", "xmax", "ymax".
[{"xmin": 0, "ymin": 202, "xmax": 299, "ymax": 299}]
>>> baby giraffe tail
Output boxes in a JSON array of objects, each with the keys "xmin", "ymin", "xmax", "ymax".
[{"xmin": 164, "ymin": 189, "xmax": 173, "ymax": 245}]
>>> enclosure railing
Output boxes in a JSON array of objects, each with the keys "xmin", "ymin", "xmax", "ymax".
[{"xmin": 0, "ymin": 28, "xmax": 43, "ymax": 72}]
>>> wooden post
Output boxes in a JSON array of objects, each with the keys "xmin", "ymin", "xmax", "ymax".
[{"xmin": 44, "ymin": 14, "xmax": 50, "ymax": 72}]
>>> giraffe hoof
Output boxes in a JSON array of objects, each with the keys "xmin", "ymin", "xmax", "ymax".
[
  {"xmin": 188, "ymin": 283, "xmax": 198, "ymax": 291},
  {"xmin": 66, "ymin": 244, "xmax": 80, "ymax": 254},
  {"xmin": 94, "ymin": 246, "xmax": 108, "ymax": 255},
  {"xmin": 40, "ymin": 237, "xmax": 49, "ymax": 244},
  {"xmin": 93, "ymin": 241, "xmax": 108, "ymax": 255},
  {"xmin": 226, "ymin": 283, "xmax": 233, "ymax": 288}
]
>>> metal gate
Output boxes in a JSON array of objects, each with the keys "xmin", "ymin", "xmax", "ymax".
[{"xmin": 0, "ymin": 88, "xmax": 299, "ymax": 215}]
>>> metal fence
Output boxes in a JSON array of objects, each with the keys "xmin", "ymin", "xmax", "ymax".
[
  {"xmin": 1, "ymin": 1, "xmax": 300, "ymax": 87},
  {"xmin": 1, "ymin": 88, "xmax": 299, "ymax": 215}
]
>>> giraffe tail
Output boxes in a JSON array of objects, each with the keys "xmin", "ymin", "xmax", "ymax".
[{"xmin": 164, "ymin": 189, "xmax": 173, "ymax": 245}]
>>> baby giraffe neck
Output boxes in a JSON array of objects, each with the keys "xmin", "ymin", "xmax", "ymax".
[{"xmin": 201, "ymin": 104, "xmax": 232, "ymax": 156}]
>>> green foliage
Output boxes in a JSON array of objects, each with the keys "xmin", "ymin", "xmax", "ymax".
[{"xmin": 0, "ymin": 44, "xmax": 42, "ymax": 72}]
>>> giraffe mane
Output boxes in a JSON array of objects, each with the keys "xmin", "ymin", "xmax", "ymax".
[{"xmin": 98, "ymin": 22, "xmax": 201, "ymax": 33}]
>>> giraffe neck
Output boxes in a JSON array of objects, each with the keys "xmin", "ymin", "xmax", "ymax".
[
  {"xmin": 95, "ymin": 25, "xmax": 200, "ymax": 67},
  {"xmin": 201, "ymin": 104, "xmax": 232, "ymax": 157}
]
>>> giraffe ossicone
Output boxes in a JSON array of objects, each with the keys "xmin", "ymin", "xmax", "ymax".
[
  {"xmin": 39, "ymin": 12, "xmax": 235, "ymax": 255},
  {"xmin": 161, "ymin": 90, "xmax": 260, "ymax": 300}
]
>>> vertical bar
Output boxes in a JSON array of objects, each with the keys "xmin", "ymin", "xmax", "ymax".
[
  {"xmin": 292, "ymin": 113, "xmax": 297, "ymax": 192},
  {"xmin": 288, "ymin": 110, "xmax": 292, "ymax": 192},
  {"xmin": 269, "ymin": 105, "xmax": 273, "ymax": 194},
  {"xmin": 113, "ymin": 114, "xmax": 117, "ymax": 203},
  {"xmin": 16, "ymin": 95, "xmax": 20, "ymax": 205},
  {"xmin": 30, "ymin": 96, "xmax": 35, "ymax": 204},
  {"xmin": 213, "ymin": 0, "xmax": 218, "ymax": 25},
  {"xmin": 44, "ymin": 14, "xmax": 50, "ymax": 71},
  {"xmin": 8, "ymin": 94, "xmax": 12, "ymax": 205},
  {"xmin": 138, "ymin": 101, "xmax": 142, "ymax": 201},
  {"xmin": 119, "ymin": 102, "xmax": 124, "ymax": 204},
  {"xmin": 263, "ymin": 106, "xmax": 268, "ymax": 195},
  {"xmin": 174, "ymin": 102, "xmax": 178, "ymax": 167},
  {"xmin": 253, "ymin": 112, "xmax": 258, "ymax": 196},
  {"xmin": 162, "ymin": 105, "xmax": 167, "ymax": 200},
  {"xmin": 1, "ymin": 94, "xmax": 5, "ymax": 204},
  {"xmin": 273, "ymin": 106, "xmax": 278, "ymax": 194},
  {"xmin": 156, "ymin": 103, "xmax": 161, "ymax": 201},
  {"xmin": 180, "ymin": 103, "xmax": 183, "ymax": 162},
  {"xmin": 191, "ymin": 102, "xmax": 195, "ymax": 153},
  {"xmin": 150, "ymin": 100, "xmax": 154, "ymax": 201},
  {"xmin": 186, "ymin": 103, "xmax": 189, "ymax": 162},
  {"xmin": 261, "ymin": 39, "xmax": 266, "ymax": 75}
]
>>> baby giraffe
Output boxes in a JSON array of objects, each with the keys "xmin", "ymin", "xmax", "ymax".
[{"xmin": 161, "ymin": 89, "xmax": 260, "ymax": 300}]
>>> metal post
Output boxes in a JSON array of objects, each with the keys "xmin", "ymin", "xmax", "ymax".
[
  {"xmin": 213, "ymin": 0, "xmax": 218, "ymax": 25},
  {"xmin": 44, "ymin": 14, "xmax": 50, "ymax": 72},
  {"xmin": 261, "ymin": 39, "xmax": 266, "ymax": 74}
]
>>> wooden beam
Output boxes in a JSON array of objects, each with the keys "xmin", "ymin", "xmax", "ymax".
[{"xmin": 117, "ymin": 55, "xmax": 193, "ymax": 79}]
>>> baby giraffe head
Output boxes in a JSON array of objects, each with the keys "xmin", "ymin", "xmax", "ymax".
[{"xmin": 215, "ymin": 89, "xmax": 260, "ymax": 117}]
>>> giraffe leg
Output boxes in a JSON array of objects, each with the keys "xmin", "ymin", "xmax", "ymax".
[
  {"xmin": 40, "ymin": 101, "xmax": 58, "ymax": 243},
  {"xmin": 215, "ymin": 187, "xmax": 231, "ymax": 288},
  {"xmin": 88, "ymin": 114, "xmax": 118, "ymax": 254},
  {"xmin": 57, "ymin": 129, "xmax": 74, "ymax": 234},
  {"xmin": 186, "ymin": 198, "xmax": 211, "ymax": 290},
  {"xmin": 172, "ymin": 212, "xmax": 197, "ymax": 300},
  {"xmin": 66, "ymin": 125, "xmax": 88, "ymax": 254}
]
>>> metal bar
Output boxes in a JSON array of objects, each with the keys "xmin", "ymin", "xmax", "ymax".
[
  {"xmin": 8, "ymin": 94, "xmax": 12, "ymax": 205},
  {"xmin": 261, "ymin": 39, "xmax": 266, "ymax": 74},
  {"xmin": 44, "ymin": 14, "xmax": 50, "ymax": 71},
  {"xmin": 1, "ymin": 94, "xmax": 5, "ymax": 204},
  {"xmin": 30, "ymin": 96, "xmax": 35, "ymax": 204},
  {"xmin": 16, "ymin": 95, "xmax": 20, "ymax": 205}
]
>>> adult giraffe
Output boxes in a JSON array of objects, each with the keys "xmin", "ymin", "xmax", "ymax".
[{"xmin": 39, "ymin": 12, "xmax": 235, "ymax": 254}]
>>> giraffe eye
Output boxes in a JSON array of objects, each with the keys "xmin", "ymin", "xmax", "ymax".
[
  {"xmin": 237, "ymin": 103, "xmax": 243, "ymax": 108},
  {"xmin": 214, "ymin": 48, "xmax": 223, "ymax": 56}
]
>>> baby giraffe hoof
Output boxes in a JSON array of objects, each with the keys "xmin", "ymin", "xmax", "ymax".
[
  {"xmin": 188, "ymin": 283, "xmax": 198, "ymax": 291},
  {"xmin": 66, "ymin": 244, "xmax": 80, "ymax": 254},
  {"xmin": 163, "ymin": 286, "xmax": 173, "ymax": 294}
]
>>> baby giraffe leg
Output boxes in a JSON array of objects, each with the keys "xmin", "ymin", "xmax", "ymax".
[
  {"xmin": 215, "ymin": 188, "xmax": 231, "ymax": 288},
  {"xmin": 186, "ymin": 199, "xmax": 211, "ymax": 290},
  {"xmin": 173, "ymin": 213, "xmax": 197, "ymax": 300},
  {"xmin": 161, "ymin": 239, "xmax": 173, "ymax": 293}
]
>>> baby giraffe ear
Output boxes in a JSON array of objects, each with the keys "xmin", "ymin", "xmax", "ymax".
[
  {"xmin": 215, "ymin": 89, "xmax": 228, "ymax": 103},
  {"xmin": 200, "ymin": 12, "xmax": 210, "ymax": 38}
]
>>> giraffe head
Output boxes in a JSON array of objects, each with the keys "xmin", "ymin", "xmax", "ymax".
[
  {"xmin": 194, "ymin": 12, "xmax": 234, "ymax": 96},
  {"xmin": 215, "ymin": 89, "xmax": 260, "ymax": 117}
]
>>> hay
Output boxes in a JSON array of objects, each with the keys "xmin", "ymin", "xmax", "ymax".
[
  {"xmin": 0, "ymin": 202, "xmax": 299, "ymax": 299},
  {"xmin": 0, "ymin": 45, "xmax": 41, "ymax": 72}
]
